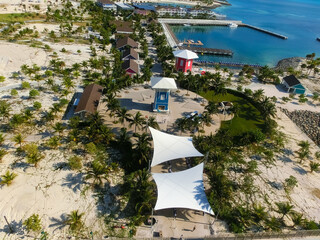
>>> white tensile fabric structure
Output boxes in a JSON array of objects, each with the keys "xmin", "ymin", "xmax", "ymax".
[
  {"xmin": 149, "ymin": 127, "xmax": 203, "ymax": 167},
  {"xmin": 151, "ymin": 77, "xmax": 177, "ymax": 90},
  {"xmin": 173, "ymin": 49, "xmax": 198, "ymax": 60},
  {"xmin": 152, "ymin": 163, "xmax": 214, "ymax": 215}
]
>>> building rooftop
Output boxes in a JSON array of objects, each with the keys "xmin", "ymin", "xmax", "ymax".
[
  {"xmin": 75, "ymin": 84, "xmax": 104, "ymax": 114},
  {"xmin": 173, "ymin": 49, "xmax": 198, "ymax": 60},
  {"xmin": 132, "ymin": 3, "xmax": 156, "ymax": 11},
  {"xmin": 122, "ymin": 59, "xmax": 139, "ymax": 73},
  {"xmin": 283, "ymin": 75, "xmax": 302, "ymax": 87},
  {"xmin": 151, "ymin": 77, "xmax": 177, "ymax": 90},
  {"xmin": 122, "ymin": 48, "xmax": 139, "ymax": 60},
  {"xmin": 97, "ymin": 0, "xmax": 114, "ymax": 5},
  {"xmin": 116, "ymin": 36, "xmax": 138, "ymax": 49}
]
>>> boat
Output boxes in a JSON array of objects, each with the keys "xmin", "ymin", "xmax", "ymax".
[
  {"xmin": 183, "ymin": 24, "xmax": 191, "ymax": 27},
  {"xmin": 317, "ymin": 37, "xmax": 320, "ymax": 42},
  {"xmin": 228, "ymin": 22, "xmax": 238, "ymax": 28}
]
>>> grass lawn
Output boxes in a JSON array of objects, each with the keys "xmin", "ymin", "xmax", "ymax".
[
  {"xmin": 201, "ymin": 91, "xmax": 265, "ymax": 135},
  {"xmin": 0, "ymin": 13, "xmax": 45, "ymax": 23}
]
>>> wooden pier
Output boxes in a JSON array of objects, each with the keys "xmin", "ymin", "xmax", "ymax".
[
  {"xmin": 180, "ymin": 46, "xmax": 233, "ymax": 56},
  {"xmin": 183, "ymin": 39, "xmax": 204, "ymax": 46}
]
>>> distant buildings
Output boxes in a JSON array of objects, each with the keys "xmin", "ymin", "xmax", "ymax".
[
  {"xmin": 96, "ymin": 0, "xmax": 117, "ymax": 11},
  {"xmin": 156, "ymin": 6, "xmax": 226, "ymax": 19}
]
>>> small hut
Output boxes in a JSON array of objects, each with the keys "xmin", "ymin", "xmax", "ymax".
[{"xmin": 151, "ymin": 77, "xmax": 177, "ymax": 112}]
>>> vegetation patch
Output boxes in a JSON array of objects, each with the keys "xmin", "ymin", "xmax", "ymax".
[{"xmin": 201, "ymin": 91, "xmax": 265, "ymax": 135}]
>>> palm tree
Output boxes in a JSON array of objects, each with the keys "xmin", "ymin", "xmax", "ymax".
[
  {"xmin": 252, "ymin": 89, "xmax": 265, "ymax": 102},
  {"xmin": 64, "ymin": 210, "xmax": 84, "ymax": 233},
  {"xmin": 12, "ymin": 133, "xmax": 25, "ymax": 148},
  {"xmin": 0, "ymin": 149, "xmax": 8, "ymax": 162},
  {"xmin": 85, "ymin": 159, "xmax": 110, "ymax": 186},
  {"xmin": 0, "ymin": 170, "xmax": 17, "ymax": 186},
  {"xmin": 0, "ymin": 100, "xmax": 12, "ymax": 121},
  {"xmin": 144, "ymin": 116, "xmax": 160, "ymax": 130},
  {"xmin": 53, "ymin": 122, "xmax": 66, "ymax": 136},
  {"xmin": 116, "ymin": 107, "xmax": 132, "ymax": 126},
  {"xmin": 260, "ymin": 96, "xmax": 277, "ymax": 119},
  {"xmin": 205, "ymin": 101, "xmax": 219, "ymax": 115},
  {"xmin": 310, "ymin": 162, "xmax": 320, "ymax": 173},
  {"xmin": 252, "ymin": 204, "xmax": 268, "ymax": 223},
  {"xmin": 129, "ymin": 111, "xmax": 145, "ymax": 132},
  {"xmin": 275, "ymin": 202, "xmax": 294, "ymax": 220},
  {"xmin": 133, "ymin": 132, "xmax": 152, "ymax": 165}
]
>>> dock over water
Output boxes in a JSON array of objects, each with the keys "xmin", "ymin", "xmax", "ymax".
[
  {"xmin": 180, "ymin": 46, "xmax": 233, "ymax": 56},
  {"xmin": 159, "ymin": 18, "xmax": 288, "ymax": 40},
  {"xmin": 194, "ymin": 60, "xmax": 262, "ymax": 69}
]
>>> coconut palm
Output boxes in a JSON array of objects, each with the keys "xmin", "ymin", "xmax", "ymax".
[
  {"xmin": 144, "ymin": 116, "xmax": 160, "ymax": 130},
  {"xmin": 0, "ymin": 149, "xmax": 8, "ymax": 162},
  {"xmin": 115, "ymin": 107, "xmax": 132, "ymax": 126},
  {"xmin": 133, "ymin": 132, "xmax": 151, "ymax": 165},
  {"xmin": 0, "ymin": 100, "xmax": 11, "ymax": 120},
  {"xmin": 53, "ymin": 122, "xmax": 66, "ymax": 136},
  {"xmin": 310, "ymin": 162, "xmax": 320, "ymax": 173},
  {"xmin": 275, "ymin": 202, "xmax": 294, "ymax": 220},
  {"xmin": 85, "ymin": 159, "xmax": 110, "ymax": 186},
  {"xmin": 252, "ymin": 89, "xmax": 265, "ymax": 102},
  {"xmin": 129, "ymin": 112, "xmax": 145, "ymax": 132},
  {"xmin": 0, "ymin": 170, "xmax": 17, "ymax": 186},
  {"xmin": 12, "ymin": 133, "xmax": 25, "ymax": 148},
  {"xmin": 205, "ymin": 101, "xmax": 219, "ymax": 115},
  {"xmin": 64, "ymin": 210, "xmax": 84, "ymax": 233}
]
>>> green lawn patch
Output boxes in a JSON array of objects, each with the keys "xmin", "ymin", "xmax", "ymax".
[
  {"xmin": 201, "ymin": 91, "xmax": 265, "ymax": 135},
  {"xmin": 0, "ymin": 13, "xmax": 45, "ymax": 23}
]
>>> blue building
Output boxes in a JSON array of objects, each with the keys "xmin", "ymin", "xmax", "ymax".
[
  {"xmin": 282, "ymin": 75, "xmax": 306, "ymax": 94},
  {"xmin": 151, "ymin": 77, "xmax": 177, "ymax": 112}
]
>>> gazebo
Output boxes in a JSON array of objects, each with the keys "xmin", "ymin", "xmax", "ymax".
[
  {"xmin": 151, "ymin": 77, "xmax": 177, "ymax": 112},
  {"xmin": 173, "ymin": 49, "xmax": 198, "ymax": 72}
]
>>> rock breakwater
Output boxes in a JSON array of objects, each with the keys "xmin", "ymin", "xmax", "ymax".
[{"xmin": 281, "ymin": 108, "xmax": 320, "ymax": 146}]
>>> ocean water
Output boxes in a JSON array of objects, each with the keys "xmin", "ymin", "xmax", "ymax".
[{"xmin": 170, "ymin": 0, "xmax": 320, "ymax": 66}]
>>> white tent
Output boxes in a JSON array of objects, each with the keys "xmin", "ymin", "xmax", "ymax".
[
  {"xmin": 152, "ymin": 163, "xmax": 214, "ymax": 215},
  {"xmin": 173, "ymin": 49, "xmax": 198, "ymax": 60},
  {"xmin": 149, "ymin": 127, "xmax": 203, "ymax": 167},
  {"xmin": 151, "ymin": 77, "xmax": 177, "ymax": 90}
]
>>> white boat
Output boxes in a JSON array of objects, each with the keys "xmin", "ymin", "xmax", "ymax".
[
  {"xmin": 228, "ymin": 22, "xmax": 238, "ymax": 28},
  {"xmin": 184, "ymin": 24, "xmax": 191, "ymax": 27}
]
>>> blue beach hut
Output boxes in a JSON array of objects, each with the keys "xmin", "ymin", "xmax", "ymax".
[
  {"xmin": 151, "ymin": 77, "xmax": 177, "ymax": 112},
  {"xmin": 282, "ymin": 75, "xmax": 306, "ymax": 94}
]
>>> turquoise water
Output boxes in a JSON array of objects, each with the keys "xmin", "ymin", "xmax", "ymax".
[{"xmin": 170, "ymin": 0, "xmax": 320, "ymax": 66}]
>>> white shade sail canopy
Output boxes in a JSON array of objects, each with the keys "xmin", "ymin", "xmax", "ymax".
[
  {"xmin": 173, "ymin": 49, "xmax": 198, "ymax": 60},
  {"xmin": 151, "ymin": 77, "xmax": 177, "ymax": 90},
  {"xmin": 149, "ymin": 127, "xmax": 203, "ymax": 167},
  {"xmin": 152, "ymin": 163, "xmax": 214, "ymax": 215}
]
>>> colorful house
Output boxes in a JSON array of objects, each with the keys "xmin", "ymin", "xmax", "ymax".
[
  {"xmin": 116, "ymin": 36, "xmax": 138, "ymax": 51},
  {"xmin": 122, "ymin": 59, "xmax": 139, "ymax": 78},
  {"xmin": 151, "ymin": 77, "xmax": 177, "ymax": 112},
  {"xmin": 122, "ymin": 48, "xmax": 139, "ymax": 61},
  {"xmin": 282, "ymin": 75, "xmax": 306, "ymax": 94},
  {"xmin": 173, "ymin": 49, "xmax": 198, "ymax": 72}
]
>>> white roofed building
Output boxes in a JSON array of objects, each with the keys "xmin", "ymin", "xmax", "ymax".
[
  {"xmin": 173, "ymin": 49, "xmax": 198, "ymax": 73},
  {"xmin": 151, "ymin": 77, "xmax": 177, "ymax": 112}
]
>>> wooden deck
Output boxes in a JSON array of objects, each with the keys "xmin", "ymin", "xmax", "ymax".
[{"xmin": 179, "ymin": 46, "xmax": 233, "ymax": 56}]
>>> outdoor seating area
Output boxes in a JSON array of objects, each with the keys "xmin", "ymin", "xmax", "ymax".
[{"xmin": 140, "ymin": 127, "xmax": 216, "ymax": 238}]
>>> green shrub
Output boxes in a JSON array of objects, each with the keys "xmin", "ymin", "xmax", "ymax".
[
  {"xmin": 68, "ymin": 156, "xmax": 82, "ymax": 170},
  {"xmin": 85, "ymin": 142, "xmax": 97, "ymax": 155},
  {"xmin": 29, "ymin": 89, "xmax": 39, "ymax": 98},
  {"xmin": 0, "ymin": 76, "xmax": 5, "ymax": 82},
  {"xmin": 61, "ymin": 48, "xmax": 67, "ymax": 53},
  {"xmin": 21, "ymin": 81, "xmax": 31, "ymax": 89},
  {"xmin": 33, "ymin": 101, "xmax": 42, "ymax": 110},
  {"xmin": 284, "ymin": 175, "xmax": 298, "ymax": 192},
  {"xmin": 0, "ymin": 170, "xmax": 17, "ymax": 186},
  {"xmin": 11, "ymin": 89, "xmax": 18, "ymax": 97},
  {"xmin": 23, "ymin": 214, "xmax": 42, "ymax": 233}
]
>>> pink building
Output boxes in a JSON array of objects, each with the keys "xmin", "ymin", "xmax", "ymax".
[{"xmin": 173, "ymin": 49, "xmax": 198, "ymax": 73}]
